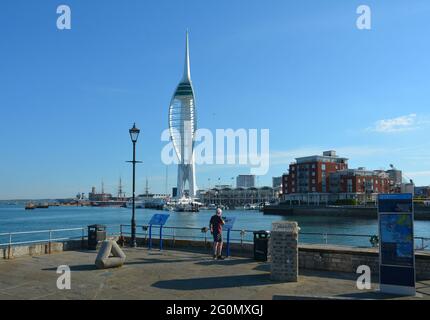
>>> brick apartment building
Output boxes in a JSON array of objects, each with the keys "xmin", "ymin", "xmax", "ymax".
[
  {"xmin": 329, "ymin": 168, "xmax": 391, "ymax": 194},
  {"xmin": 282, "ymin": 150, "xmax": 395, "ymax": 204},
  {"xmin": 282, "ymin": 150, "xmax": 348, "ymax": 194}
]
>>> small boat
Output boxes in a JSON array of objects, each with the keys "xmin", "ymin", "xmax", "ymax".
[
  {"xmin": 170, "ymin": 197, "xmax": 201, "ymax": 213},
  {"xmin": 25, "ymin": 203, "xmax": 36, "ymax": 210},
  {"xmin": 244, "ymin": 203, "xmax": 258, "ymax": 210},
  {"xmin": 36, "ymin": 203, "xmax": 49, "ymax": 209}
]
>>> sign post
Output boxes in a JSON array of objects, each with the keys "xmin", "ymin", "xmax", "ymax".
[
  {"xmin": 378, "ymin": 193, "xmax": 415, "ymax": 295},
  {"xmin": 223, "ymin": 217, "xmax": 236, "ymax": 258},
  {"xmin": 148, "ymin": 214, "xmax": 170, "ymax": 251}
]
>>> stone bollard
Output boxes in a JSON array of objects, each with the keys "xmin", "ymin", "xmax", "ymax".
[
  {"xmin": 269, "ymin": 221, "xmax": 299, "ymax": 282},
  {"xmin": 95, "ymin": 240, "xmax": 126, "ymax": 269}
]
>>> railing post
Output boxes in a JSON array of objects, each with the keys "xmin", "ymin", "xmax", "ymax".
[
  {"xmin": 81, "ymin": 228, "xmax": 85, "ymax": 249},
  {"xmin": 8, "ymin": 233, "xmax": 12, "ymax": 259},
  {"xmin": 48, "ymin": 230, "xmax": 52, "ymax": 254},
  {"xmin": 204, "ymin": 231, "xmax": 207, "ymax": 246},
  {"xmin": 323, "ymin": 233, "xmax": 328, "ymax": 244},
  {"xmin": 173, "ymin": 228, "xmax": 176, "ymax": 247}
]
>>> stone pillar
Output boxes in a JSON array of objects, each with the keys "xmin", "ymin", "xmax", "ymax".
[{"xmin": 270, "ymin": 221, "xmax": 299, "ymax": 282}]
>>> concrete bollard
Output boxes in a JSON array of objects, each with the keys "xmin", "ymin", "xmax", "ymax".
[
  {"xmin": 270, "ymin": 221, "xmax": 299, "ymax": 282},
  {"xmin": 95, "ymin": 240, "xmax": 126, "ymax": 269}
]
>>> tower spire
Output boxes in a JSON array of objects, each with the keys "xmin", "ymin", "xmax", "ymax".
[{"xmin": 182, "ymin": 30, "xmax": 191, "ymax": 83}]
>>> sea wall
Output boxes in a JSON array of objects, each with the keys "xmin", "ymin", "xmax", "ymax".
[
  {"xmin": 263, "ymin": 205, "xmax": 430, "ymax": 220},
  {"xmin": 1, "ymin": 237, "xmax": 430, "ymax": 280}
]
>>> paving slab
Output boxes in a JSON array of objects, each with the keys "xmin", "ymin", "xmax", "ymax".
[{"xmin": 0, "ymin": 248, "xmax": 428, "ymax": 300}]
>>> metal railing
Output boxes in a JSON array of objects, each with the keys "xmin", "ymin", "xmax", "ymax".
[
  {"xmin": 119, "ymin": 224, "xmax": 255, "ymax": 246},
  {"xmin": 0, "ymin": 228, "xmax": 86, "ymax": 247},
  {"xmin": 1, "ymin": 225, "xmax": 429, "ymax": 251},
  {"xmin": 118, "ymin": 224, "xmax": 430, "ymax": 250}
]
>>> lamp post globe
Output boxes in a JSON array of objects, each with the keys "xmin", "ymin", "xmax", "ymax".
[{"xmin": 129, "ymin": 123, "xmax": 140, "ymax": 143}]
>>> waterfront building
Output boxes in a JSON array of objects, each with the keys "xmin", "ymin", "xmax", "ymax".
[
  {"xmin": 88, "ymin": 186, "xmax": 112, "ymax": 202},
  {"xmin": 329, "ymin": 168, "xmax": 391, "ymax": 194},
  {"xmin": 272, "ymin": 176, "xmax": 283, "ymax": 197},
  {"xmin": 401, "ymin": 182, "xmax": 415, "ymax": 196},
  {"xmin": 387, "ymin": 168, "xmax": 403, "ymax": 185},
  {"xmin": 272, "ymin": 176, "xmax": 282, "ymax": 189},
  {"xmin": 282, "ymin": 150, "xmax": 348, "ymax": 195},
  {"xmin": 169, "ymin": 32, "xmax": 197, "ymax": 198},
  {"xmin": 415, "ymin": 186, "xmax": 430, "ymax": 198},
  {"xmin": 236, "ymin": 175, "xmax": 256, "ymax": 188},
  {"xmin": 281, "ymin": 150, "xmax": 399, "ymax": 204},
  {"xmin": 196, "ymin": 186, "xmax": 276, "ymax": 207}
]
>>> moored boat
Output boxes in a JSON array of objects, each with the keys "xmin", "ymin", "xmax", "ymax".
[{"xmin": 25, "ymin": 203, "xmax": 36, "ymax": 210}]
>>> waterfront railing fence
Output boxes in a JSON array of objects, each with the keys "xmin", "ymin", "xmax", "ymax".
[{"xmin": 1, "ymin": 225, "xmax": 429, "ymax": 251}]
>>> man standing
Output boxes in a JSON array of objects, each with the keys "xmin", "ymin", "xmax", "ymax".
[{"xmin": 210, "ymin": 208, "xmax": 225, "ymax": 260}]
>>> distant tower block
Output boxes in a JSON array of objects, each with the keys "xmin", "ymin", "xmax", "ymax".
[{"xmin": 169, "ymin": 31, "xmax": 197, "ymax": 198}]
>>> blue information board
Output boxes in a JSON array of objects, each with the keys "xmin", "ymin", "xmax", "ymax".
[
  {"xmin": 148, "ymin": 214, "xmax": 170, "ymax": 250},
  {"xmin": 223, "ymin": 217, "xmax": 236, "ymax": 230},
  {"xmin": 378, "ymin": 193, "xmax": 415, "ymax": 296},
  {"xmin": 222, "ymin": 217, "xmax": 236, "ymax": 258},
  {"xmin": 149, "ymin": 214, "xmax": 170, "ymax": 226}
]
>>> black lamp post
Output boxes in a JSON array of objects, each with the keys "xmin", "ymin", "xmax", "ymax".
[{"xmin": 128, "ymin": 123, "xmax": 142, "ymax": 248}]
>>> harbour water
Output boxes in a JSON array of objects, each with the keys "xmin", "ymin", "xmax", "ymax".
[{"xmin": 1, "ymin": 204, "xmax": 430, "ymax": 248}]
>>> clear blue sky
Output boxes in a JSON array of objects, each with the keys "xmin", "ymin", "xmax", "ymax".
[{"xmin": 1, "ymin": 0, "xmax": 429, "ymax": 199}]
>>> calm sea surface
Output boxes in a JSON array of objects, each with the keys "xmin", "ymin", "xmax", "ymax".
[{"xmin": 1, "ymin": 204, "xmax": 429, "ymax": 248}]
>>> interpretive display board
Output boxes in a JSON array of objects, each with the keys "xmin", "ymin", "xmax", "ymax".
[
  {"xmin": 148, "ymin": 214, "xmax": 170, "ymax": 250},
  {"xmin": 223, "ymin": 217, "xmax": 236, "ymax": 230},
  {"xmin": 149, "ymin": 214, "xmax": 170, "ymax": 226},
  {"xmin": 378, "ymin": 194, "xmax": 415, "ymax": 296},
  {"xmin": 223, "ymin": 217, "xmax": 236, "ymax": 258}
]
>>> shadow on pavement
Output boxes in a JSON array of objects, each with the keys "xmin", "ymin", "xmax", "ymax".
[
  {"xmin": 125, "ymin": 257, "xmax": 208, "ymax": 265},
  {"xmin": 42, "ymin": 264, "xmax": 97, "ymax": 271},
  {"xmin": 336, "ymin": 291, "xmax": 401, "ymax": 300},
  {"xmin": 194, "ymin": 258, "xmax": 256, "ymax": 266},
  {"xmin": 253, "ymin": 263, "xmax": 270, "ymax": 272},
  {"xmin": 152, "ymin": 274, "xmax": 270, "ymax": 290}
]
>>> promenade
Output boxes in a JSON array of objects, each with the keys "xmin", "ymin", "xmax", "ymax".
[{"xmin": 0, "ymin": 248, "xmax": 429, "ymax": 300}]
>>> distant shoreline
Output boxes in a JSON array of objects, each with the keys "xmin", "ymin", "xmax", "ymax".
[{"xmin": 263, "ymin": 205, "xmax": 430, "ymax": 220}]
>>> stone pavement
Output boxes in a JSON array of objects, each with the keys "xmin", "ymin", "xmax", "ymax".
[{"xmin": 0, "ymin": 248, "xmax": 429, "ymax": 300}]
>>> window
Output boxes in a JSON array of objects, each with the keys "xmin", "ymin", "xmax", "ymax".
[
  {"xmin": 312, "ymin": 172, "xmax": 315, "ymax": 176},
  {"xmin": 322, "ymin": 164, "xmax": 326, "ymax": 171},
  {"xmin": 312, "ymin": 179, "xmax": 316, "ymax": 184},
  {"xmin": 312, "ymin": 187, "xmax": 316, "ymax": 192},
  {"xmin": 347, "ymin": 179, "xmax": 353, "ymax": 193}
]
